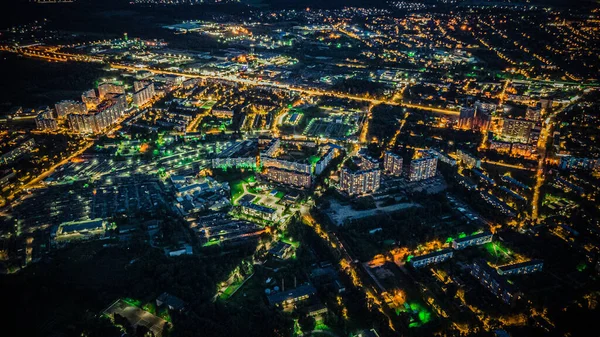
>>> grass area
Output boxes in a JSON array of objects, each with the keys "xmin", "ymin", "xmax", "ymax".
[
  {"xmin": 123, "ymin": 297, "xmax": 142, "ymax": 308},
  {"xmin": 280, "ymin": 237, "xmax": 300, "ymax": 248},
  {"xmin": 395, "ymin": 302, "xmax": 433, "ymax": 328},
  {"xmin": 158, "ymin": 307, "xmax": 172, "ymax": 323},
  {"xmin": 219, "ymin": 283, "xmax": 241, "ymax": 300},
  {"xmin": 142, "ymin": 302, "xmax": 156, "ymax": 314},
  {"xmin": 309, "ymin": 155, "xmax": 321, "ymax": 165},
  {"xmin": 231, "ymin": 179, "xmax": 246, "ymax": 203},
  {"xmin": 228, "ymin": 174, "xmax": 258, "ymax": 204},
  {"xmin": 275, "ymin": 191, "xmax": 286, "ymax": 199},
  {"xmin": 482, "ymin": 242, "xmax": 514, "ymax": 265}
]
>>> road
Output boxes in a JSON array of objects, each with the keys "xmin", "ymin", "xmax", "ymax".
[
  {"xmin": 4, "ymin": 140, "xmax": 95, "ymax": 204},
  {"xmin": 0, "ymin": 45, "xmax": 462, "ymax": 117},
  {"xmin": 531, "ymin": 106, "xmax": 565, "ymax": 220},
  {"xmin": 481, "ymin": 159, "xmax": 536, "ymax": 171},
  {"xmin": 300, "ymin": 209, "xmax": 398, "ymax": 332},
  {"xmin": 109, "ymin": 64, "xmax": 460, "ymax": 115}
]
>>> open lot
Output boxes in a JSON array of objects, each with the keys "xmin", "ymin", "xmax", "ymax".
[
  {"xmin": 104, "ymin": 299, "xmax": 170, "ymax": 337},
  {"xmin": 326, "ymin": 198, "xmax": 420, "ymax": 226}
]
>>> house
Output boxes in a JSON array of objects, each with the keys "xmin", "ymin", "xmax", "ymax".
[
  {"xmin": 269, "ymin": 241, "xmax": 295, "ymax": 260},
  {"xmin": 267, "ymin": 284, "xmax": 316, "ymax": 308},
  {"xmin": 156, "ymin": 292, "xmax": 186, "ymax": 312}
]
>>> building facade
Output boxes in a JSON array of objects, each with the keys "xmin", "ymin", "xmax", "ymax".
[
  {"xmin": 409, "ymin": 156, "xmax": 437, "ymax": 182},
  {"xmin": 339, "ymin": 168, "xmax": 381, "ymax": 196},
  {"xmin": 383, "ymin": 151, "xmax": 403, "ymax": 176}
]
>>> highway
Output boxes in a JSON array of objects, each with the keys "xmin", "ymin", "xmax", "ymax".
[
  {"xmin": 0, "ymin": 45, "xmax": 461, "ymax": 116},
  {"xmin": 109, "ymin": 64, "xmax": 460, "ymax": 116}
]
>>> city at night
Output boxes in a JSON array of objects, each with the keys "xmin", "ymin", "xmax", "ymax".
[{"xmin": 0, "ymin": 0, "xmax": 599, "ymax": 336}]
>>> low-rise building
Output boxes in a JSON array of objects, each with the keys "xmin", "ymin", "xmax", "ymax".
[
  {"xmin": 497, "ymin": 260, "xmax": 543, "ymax": 276},
  {"xmin": 240, "ymin": 202, "xmax": 277, "ymax": 221},
  {"xmin": 156, "ymin": 292, "xmax": 186, "ymax": 312},
  {"xmin": 452, "ymin": 232, "xmax": 493, "ymax": 250},
  {"xmin": 410, "ymin": 249, "xmax": 454, "ymax": 268},
  {"xmin": 267, "ymin": 284, "xmax": 317, "ymax": 308},
  {"xmin": 470, "ymin": 259, "xmax": 520, "ymax": 306},
  {"xmin": 54, "ymin": 218, "xmax": 107, "ymax": 242}
]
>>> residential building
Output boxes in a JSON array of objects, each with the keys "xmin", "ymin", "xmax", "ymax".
[
  {"xmin": 501, "ymin": 118, "xmax": 534, "ymax": 143},
  {"xmin": 315, "ymin": 148, "xmax": 338, "ymax": 175},
  {"xmin": 474, "ymin": 101, "xmax": 495, "ymax": 131},
  {"xmin": 458, "ymin": 106, "xmax": 476, "ymax": 129},
  {"xmin": 267, "ymin": 284, "xmax": 317, "ymax": 308},
  {"xmin": 525, "ymin": 106, "xmax": 541, "ymax": 122},
  {"xmin": 264, "ymin": 167, "xmax": 312, "ymax": 188},
  {"xmin": 339, "ymin": 168, "xmax": 381, "ymax": 196},
  {"xmin": 452, "ymin": 232, "xmax": 493, "ymax": 250},
  {"xmin": 35, "ymin": 110, "xmax": 58, "ymax": 131},
  {"xmin": 358, "ymin": 149, "xmax": 379, "ymax": 170},
  {"xmin": 383, "ymin": 151, "xmax": 403, "ymax": 176},
  {"xmin": 262, "ymin": 156, "xmax": 311, "ymax": 174},
  {"xmin": 456, "ymin": 149, "xmax": 481, "ymax": 168},
  {"xmin": 98, "ymin": 82, "xmax": 125, "ymax": 99},
  {"xmin": 409, "ymin": 155, "xmax": 437, "ymax": 182},
  {"xmin": 410, "ymin": 249, "xmax": 454, "ymax": 268},
  {"xmin": 55, "ymin": 100, "xmax": 87, "ymax": 118},
  {"xmin": 133, "ymin": 81, "xmax": 156, "ymax": 107},
  {"xmin": 261, "ymin": 138, "xmax": 281, "ymax": 157},
  {"xmin": 470, "ymin": 259, "xmax": 520, "ymax": 305},
  {"xmin": 497, "ymin": 260, "xmax": 543, "ymax": 276},
  {"xmin": 240, "ymin": 202, "xmax": 277, "ymax": 221},
  {"xmin": 156, "ymin": 292, "xmax": 186, "ymax": 312}
]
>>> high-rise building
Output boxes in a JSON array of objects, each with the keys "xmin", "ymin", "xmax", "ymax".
[
  {"xmin": 133, "ymin": 81, "xmax": 156, "ymax": 107},
  {"xmin": 315, "ymin": 148, "xmax": 338, "ymax": 175},
  {"xmin": 458, "ymin": 106, "xmax": 476, "ymax": 129},
  {"xmin": 539, "ymin": 98, "xmax": 553, "ymax": 110},
  {"xmin": 474, "ymin": 101, "xmax": 495, "ymax": 131},
  {"xmin": 358, "ymin": 149, "xmax": 380, "ymax": 170},
  {"xmin": 55, "ymin": 100, "xmax": 87, "ymax": 119},
  {"xmin": 383, "ymin": 151, "xmax": 403, "ymax": 176},
  {"xmin": 339, "ymin": 168, "xmax": 381, "ymax": 196},
  {"xmin": 98, "ymin": 82, "xmax": 125, "ymax": 100},
  {"xmin": 81, "ymin": 89, "xmax": 99, "ymax": 108},
  {"xmin": 68, "ymin": 113, "xmax": 96, "ymax": 134},
  {"xmin": 35, "ymin": 110, "xmax": 59, "ymax": 131},
  {"xmin": 501, "ymin": 118, "xmax": 534, "ymax": 143},
  {"xmin": 456, "ymin": 149, "xmax": 481, "ymax": 168},
  {"xmin": 525, "ymin": 106, "xmax": 541, "ymax": 122},
  {"xmin": 409, "ymin": 155, "xmax": 437, "ymax": 182},
  {"xmin": 68, "ymin": 97, "xmax": 127, "ymax": 134}
]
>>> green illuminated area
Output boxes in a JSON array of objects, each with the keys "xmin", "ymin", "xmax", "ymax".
[
  {"xmin": 482, "ymin": 242, "xmax": 513, "ymax": 265},
  {"xmin": 280, "ymin": 236, "xmax": 300, "ymax": 249},
  {"xmin": 219, "ymin": 282, "xmax": 243, "ymax": 300},
  {"xmin": 395, "ymin": 302, "xmax": 433, "ymax": 328},
  {"xmin": 230, "ymin": 175, "xmax": 257, "ymax": 204},
  {"xmin": 122, "ymin": 297, "xmax": 142, "ymax": 308}
]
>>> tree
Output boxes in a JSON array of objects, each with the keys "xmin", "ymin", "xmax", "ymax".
[{"xmin": 298, "ymin": 314, "xmax": 316, "ymax": 333}]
